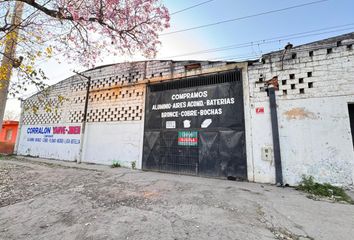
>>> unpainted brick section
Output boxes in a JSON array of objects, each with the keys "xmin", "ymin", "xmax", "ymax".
[{"xmin": 248, "ymin": 34, "xmax": 354, "ymax": 102}]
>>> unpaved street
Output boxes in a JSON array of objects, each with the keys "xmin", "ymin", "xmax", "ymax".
[{"xmin": 0, "ymin": 156, "xmax": 353, "ymax": 240}]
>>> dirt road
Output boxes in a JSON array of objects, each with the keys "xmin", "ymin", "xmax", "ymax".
[{"xmin": 0, "ymin": 156, "xmax": 353, "ymax": 240}]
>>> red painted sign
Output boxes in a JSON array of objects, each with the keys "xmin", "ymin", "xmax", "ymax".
[
  {"xmin": 256, "ymin": 107, "xmax": 265, "ymax": 114},
  {"xmin": 52, "ymin": 126, "xmax": 81, "ymax": 135}
]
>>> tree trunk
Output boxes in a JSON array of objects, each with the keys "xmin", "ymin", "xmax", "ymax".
[{"xmin": 0, "ymin": 1, "xmax": 24, "ymax": 128}]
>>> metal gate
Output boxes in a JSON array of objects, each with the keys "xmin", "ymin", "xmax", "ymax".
[
  {"xmin": 142, "ymin": 70, "xmax": 247, "ymax": 179},
  {"xmin": 349, "ymin": 104, "xmax": 354, "ymax": 148}
]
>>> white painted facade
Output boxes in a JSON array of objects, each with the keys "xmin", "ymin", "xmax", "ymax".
[
  {"xmin": 82, "ymin": 121, "xmax": 145, "ymax": 168},
  {"xmin": 247, "ymin": 33, "xmax": 354, "ymax": 186},
  {"xmin": 16, "ymin": 61, "xmax": 149, "ymax": 167},
  {"xmin": 15, "ymin": 33, "xmax": 354, "ymax": 186},
  {"xmin": 15, "ymin": 60, "xmax": 239, "ymax": 170},
  {"xmin": 16, "ymin": 124, "xmax": 81, "ymax": 161}
]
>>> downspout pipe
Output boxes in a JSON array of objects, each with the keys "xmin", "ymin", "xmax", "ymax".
[{"xmin": 268, "ymin": 83, "xmax": 283, "ymax": 186}]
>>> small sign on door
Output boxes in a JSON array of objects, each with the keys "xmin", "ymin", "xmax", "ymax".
[
  {"xmin": 256, "ymin": 107, "xmax": 265, "ymax": 114},
  {"xmin": 166, "ymin": 121, "xmax": 176, "ymax": 129},
  {"xmin": 178, "ymin": 131, "xmax": 198, "ymax": 146}
]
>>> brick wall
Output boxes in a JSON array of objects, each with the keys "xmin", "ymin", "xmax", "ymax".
[
  {"xmin": 247, "ymin": 33, "xmax": 354, "ymax": 185},
  {"xmin": 21, "ymin": 60, "xmax": 234, "ymax": 126},
  {"xmin": 249, "ymin": 33, "xmax": 354, "ymax": 101},
  {"xmin": 17, "ymin": 60, "xmax": 238, "ymax": 167},
  {"xmin": 17, "ymin": 33, "xmax": 354, "ymax": 184}
]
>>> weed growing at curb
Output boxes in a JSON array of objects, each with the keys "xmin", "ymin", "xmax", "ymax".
[
  {"xmin": 0, "ymin": 154, "xmax": 12, "ymax": 160},
  {"xmin": 111, "ymin": 161, "xmax": 121, "ymax": 168},
  {"xmin": 296, "ymin": 176, "xmax": 354, "ymax": 204},
  {"xmin": 131, "ymin": 161, "xmax": 136, "ymax": 170}
]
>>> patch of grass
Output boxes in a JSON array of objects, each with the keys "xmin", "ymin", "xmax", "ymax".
[
  {"xmin": 111, "ymin": 160, "xmax": 121, "ymax": 168},
  {"xmin": 131, "ymin": 161, "xmax": 136, "ymax": 170},
  {"xmin": 0, "ymin": 154, "xmax": 11, "ymax": 160},
  {"xmin": 296, "ymin": 176, "xmax": 353, "ymax": 204}
]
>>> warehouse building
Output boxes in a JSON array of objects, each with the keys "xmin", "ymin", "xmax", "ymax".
[
  {"xmin": 15, "ymin": 60, "xmax": 249, "ymax": 180},
  {"xmin": 15, "ymin": 32, "xmax": 354, "ymax": 186}
]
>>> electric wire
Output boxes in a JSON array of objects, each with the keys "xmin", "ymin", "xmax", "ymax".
[
  {"xmin": 218, "ymin": 40, "xmax": 354, "ymax": 61},
  {"xmin": 36, "ymin": 26, "xmax": 354, "ymax": 69},
  {"xmin": 161, "ymin": 0, "xmax": 329, "ymax": 36},
  {"xmin": 24, "ymin": 1, "xmax": 341, "ymax": 67},
  {"xmin": 160, "ymin": 23, "xmax": 354, "ymax": 59},
  {"xmin": 170, "ymin": 0, "xmax": 215, "ymax": 15}
]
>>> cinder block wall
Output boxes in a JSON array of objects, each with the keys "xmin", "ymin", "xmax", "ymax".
[
  {"xmin": 247, "ymin": 33, "xmax": 354, "ymax": 186},
  {"xmin": 16, "ymin": 60, "xmax": 239, "ymax": 168}
]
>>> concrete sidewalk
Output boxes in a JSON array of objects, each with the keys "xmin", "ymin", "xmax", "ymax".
[{"xmin": 0, "ymin": 156, "xmax": 353, "ymax": 240}]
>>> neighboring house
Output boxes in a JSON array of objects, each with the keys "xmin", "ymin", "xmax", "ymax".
[
  {"xmin": 0, "ymin": 121, "xmax": 19, "ymax": 154},
  {"xmin": 14, "ymin": 32, "xmax": 354, "ymax": 186}
]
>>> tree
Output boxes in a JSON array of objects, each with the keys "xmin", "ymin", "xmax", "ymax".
[{"xmin": 0, "ymin": 0, "xmax": 170, "ymax": 127}]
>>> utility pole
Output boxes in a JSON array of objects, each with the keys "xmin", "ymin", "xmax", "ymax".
[
  {"xmin": 0, "ymin": 1, "xmax": 25, "ymax": 128},
  {"xmin": 73, "ymin": 71, "xmax": 91, "ymax": 164}
]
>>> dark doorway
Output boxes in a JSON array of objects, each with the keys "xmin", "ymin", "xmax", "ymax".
[
  {"xmin": 349, "ymin": 104, "xmax": 354, "ymax": 147},
  {"xmin": 142, "ymin": 70, "xmax": 247, "ymax": 180}
]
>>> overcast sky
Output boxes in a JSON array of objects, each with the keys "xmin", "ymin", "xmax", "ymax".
[{"xmin": 5, "ymin": 0, "xmax": 354, "ymax": 118}]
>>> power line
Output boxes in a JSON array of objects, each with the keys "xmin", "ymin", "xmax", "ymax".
[
  {"xmin": 171, "ymin": 0, "xmax": 215, "ymax": 15},
  {"xmin": 210, "ymin": 48, "xmax": 279, "ymax": 61},
  {"xmin": 166, "ymin": 31, "xmax": 354, "ymax": 62},
  {"xmin": 37, "ymin": 27, "xmax": 354, "ymax": 69},
  {"xmin": 26, "ymin": 1, "xmax": 335, "ymax": 65},
  {"xmin": 161, "ymin": 0, "xmax": 329, "ymax": 36},
  {"xmin": 159, "ymin": 24, "xmax": 354, "ymax": 59},
  {"xmin": 215, "ymin": 41, "xmax": 354, "ymax": 62},
  {"xmin": 164, "ymin": 28, "xmax": 354, "ymax": 59},
  {"xmin": 32, "ymin": 1, "xmax": 216, "ymax": 66}
]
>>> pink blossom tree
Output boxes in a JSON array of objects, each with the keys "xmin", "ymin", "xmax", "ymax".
[{"xmin": 0, "ymin": 0, "xmax": 170, "ymax": 98}]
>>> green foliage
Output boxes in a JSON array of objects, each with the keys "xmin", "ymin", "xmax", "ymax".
[
  {"xmin": 111, "ymin": 160, "xmax": 121, "ymax": 168},
  {"xmin": 0, "ymin": 154, "xmax": 12, "ymax": 160},
  {"xmin": 131, "ymin": 161, "xmax": 136, "ymax": 170},
  {"xmin": 297, "ymin": 176, "xmax": 353, "ymax": 204}
]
